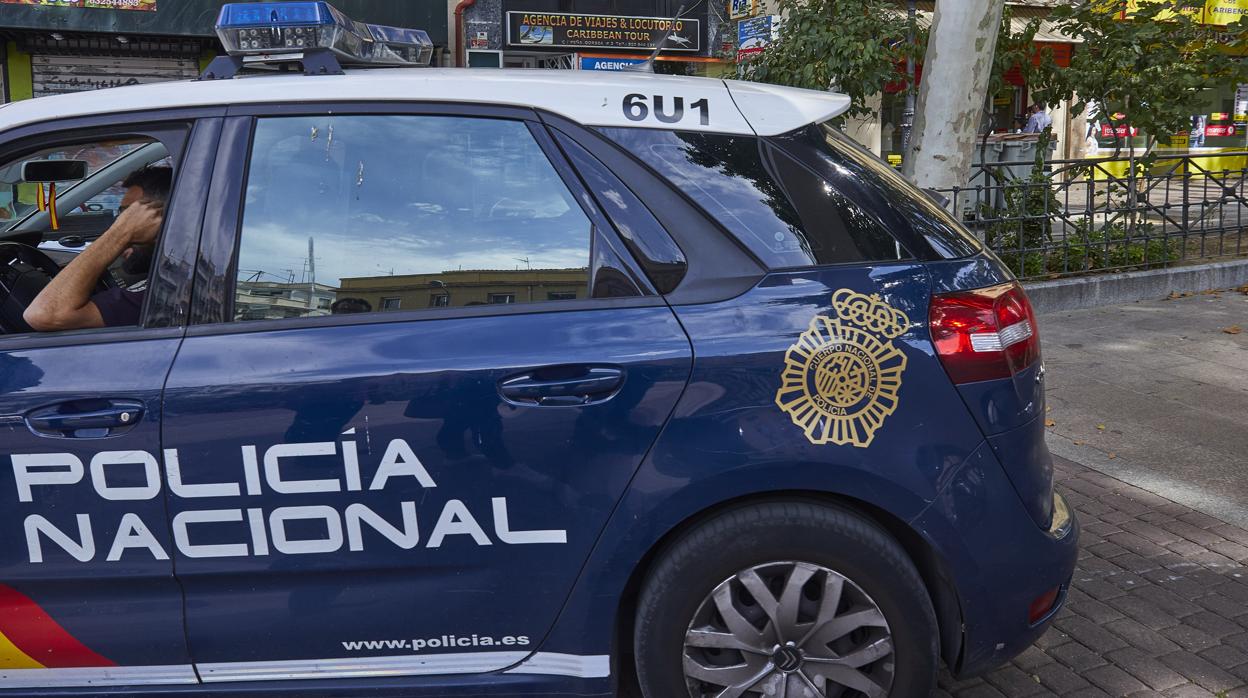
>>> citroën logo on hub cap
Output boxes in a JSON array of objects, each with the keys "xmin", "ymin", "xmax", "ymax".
[{"xmin": 776, "ymin": 289, "xmax": 910, "ymax": 448}]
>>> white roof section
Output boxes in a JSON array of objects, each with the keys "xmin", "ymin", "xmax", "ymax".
[{"xmin": 0, "ymin": 68, "xmax": 851, "ymax": 138}]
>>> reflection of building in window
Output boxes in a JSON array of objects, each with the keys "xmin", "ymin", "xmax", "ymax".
[
  {"xmin": 381, "ymin": 297, "xmax": 402, "ymax": 310},
  {"xmin": 339, "ymin": 268, "xmax": 588, "ymax": 311},
  {"xmin": 235, "ymin": 280, "xmax": 338, "ymax": 320}
]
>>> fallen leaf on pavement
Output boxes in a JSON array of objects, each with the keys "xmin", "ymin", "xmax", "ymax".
[
  {"xmin": 1224, "ymin": 325, "xmax": 1242, "ymax": 334},
  {"xmin": 1096, "ymin": 424, "xmax": 1106, "ymax": 431},
  {"xmin": 1237, "ymin": 283, "xmax": 1248, "ymax": 294},
  {"xmin": 1108, "ymin": 453, "xmax": 1117, "ymax": 459},
  {"xmin": 1045, "ymin": 419, "xmax": 1056, "ymax": 427},
  {"xmin": 1073, "ymin": 440, "xmax": 1083, "ymax": 445}
]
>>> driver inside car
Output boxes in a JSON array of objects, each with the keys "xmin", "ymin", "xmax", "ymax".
[{"xmin": 23, "ymin": 166, "xmax": 170, "ymax": 332}]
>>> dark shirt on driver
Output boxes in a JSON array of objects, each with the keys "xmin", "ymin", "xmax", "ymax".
[{"xmin": 90, "ymin": 282, "xmax": 146, "ymax": 327}]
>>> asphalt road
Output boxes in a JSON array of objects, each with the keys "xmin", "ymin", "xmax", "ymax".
[{"xmin": 1039, "ymin": 289, "xmax": 1248, "ymax": 528}]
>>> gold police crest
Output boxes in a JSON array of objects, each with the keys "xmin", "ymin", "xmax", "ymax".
[{"xmin": 775, "ymin": 289, "xmax": 909, "ymax": 448}]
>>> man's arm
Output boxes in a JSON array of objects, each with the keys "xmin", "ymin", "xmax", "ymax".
[{"xmin": 23, "ymin": 203, "xmax": 162, "ymax": 332}]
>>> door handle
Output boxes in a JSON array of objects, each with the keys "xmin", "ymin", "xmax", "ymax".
[
  {"xmin": 499, "ymin": 366, "xmax": 625, "ymax": 406},
  {"xmin": 25, "ymin": 399, "xmax": 146, "ymax": 438}
]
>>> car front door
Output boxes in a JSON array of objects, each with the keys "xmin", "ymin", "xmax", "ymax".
[
  {"xmin": 160, "ymin": 108, "xmax": 692, "ymax": 684},
  {"xmin": 0, "ymin": 116, "xmax": 217, "ymax": 689}
]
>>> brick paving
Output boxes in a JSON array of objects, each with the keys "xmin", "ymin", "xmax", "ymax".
[{"xmin": 938, "ymin": 456, "xmax": 1248, "ymax": 698}]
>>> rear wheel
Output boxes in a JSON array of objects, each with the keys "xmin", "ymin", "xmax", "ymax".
[{"xmin": 633, "ymin": 501, "xmax": 938, "ymax": 698}]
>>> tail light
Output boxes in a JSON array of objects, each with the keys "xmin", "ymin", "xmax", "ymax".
[{"xmin": 929, "ymin": 281, "xmax": 1041, "ymax": 384}]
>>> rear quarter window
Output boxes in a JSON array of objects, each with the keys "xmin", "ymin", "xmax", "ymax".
[
  {"xmin": 598, "ymin": 127, "xmax": 906, "ymax": 269},
  {"xmin": 813, "ymin": 123, "xmax": 983, "ymax": 259}
]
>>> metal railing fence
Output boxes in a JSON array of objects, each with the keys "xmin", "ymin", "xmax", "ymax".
[{"xmin": 933, "ymin": 151, "xmax": 1248, "ymax": 280}]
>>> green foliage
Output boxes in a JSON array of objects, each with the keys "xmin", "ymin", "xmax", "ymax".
[
  {"xmin": 992, "ymin": 214, "xmax": 1179, "ymax": 278},
  {"xmin": 989, "ymin": 7, "xmax": 1041, "ymax": 105},
  {"xmin": 983, "ymin": 170, "xmax": 1062, "ymax": 278},
  {"xmin": 1026, "ymin": 0, "xmax": 1248, "ymax": 156},
  {"xmin": 741, "ymin": 0, "xmax": 915, "ymax": 120},
  {"xmin": 983, "ymin": 149, "xmax": 1180, "ymax": 277},
  {"xmin": 1062, "ymin": 219, "xmax": 1179, "ymax": 273}
]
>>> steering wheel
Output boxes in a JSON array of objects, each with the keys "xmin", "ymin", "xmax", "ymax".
[{"xmin": 0, "ymin": 242, "xmax": 113, "ymax": 334}]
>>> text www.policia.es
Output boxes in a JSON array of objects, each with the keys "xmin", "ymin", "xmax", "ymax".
[{"xmin": 342, "ymin": 634, "xmax": 531, "ymax": 653}]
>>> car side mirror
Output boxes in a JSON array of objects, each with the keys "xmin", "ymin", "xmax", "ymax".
[{"xmin": 22, "ymin": 159, "xmax": 88, "ymax": 183}]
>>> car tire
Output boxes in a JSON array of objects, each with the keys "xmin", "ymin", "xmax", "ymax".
[{"xmin": 633, "ymin": 500, "xmax": 938, "ymax": 698}]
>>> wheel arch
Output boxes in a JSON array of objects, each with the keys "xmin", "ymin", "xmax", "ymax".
[{"xmin": 613, "ymin": 489, "xmax": 965, "ymax": 692}]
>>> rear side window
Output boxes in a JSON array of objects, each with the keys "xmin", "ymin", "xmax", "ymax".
[
  {"xmin": 598, "ymin": 127, "xmax": 904, "ymax": 268},
  {"xmin": 816, "ymin": 123, "xmax": 982, "ymax": 259},
  {"xmin": 233, "ymin": 115, "xmax": 597, "ymax": 321}
]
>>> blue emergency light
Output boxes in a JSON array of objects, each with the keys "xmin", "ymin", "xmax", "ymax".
[{"xmin": 214, "ymin": 2, "xmax": 433, "ymax": 67}]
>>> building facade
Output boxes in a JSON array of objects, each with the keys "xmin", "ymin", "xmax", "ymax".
[
  {"xmin": 455, "ymin": 0, "xmax": 732, "ymax": 74},
  {"xmin": 0, "ymin": 1, "xmax": 449, "ymax": 104},
  {"xmin": 340, "ymin": 269, "xmax": 590, "ymax": 313}
]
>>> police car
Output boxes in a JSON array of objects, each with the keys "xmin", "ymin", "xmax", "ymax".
[{"xmin": 0, "ymin": 2, "xmax": 1077, "ymax": 696}]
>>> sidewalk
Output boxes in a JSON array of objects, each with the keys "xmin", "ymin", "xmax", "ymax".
[{"xmin": 940, "ymin": 456, "xmax": 1248, "ymax": 698}]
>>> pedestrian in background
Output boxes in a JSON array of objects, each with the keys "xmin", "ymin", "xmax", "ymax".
[{"xmin": 1023, "ymin": 103, "xmax": 1052, "ymax": 133}]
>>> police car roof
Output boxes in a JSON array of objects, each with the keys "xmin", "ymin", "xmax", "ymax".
[{"xmin": 0, "ymin": 68, "xmax": 851, "ymax": 138}]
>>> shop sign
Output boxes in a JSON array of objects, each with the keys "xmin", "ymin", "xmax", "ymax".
[
  {"xmin": 729, "ymin": 0, "xmax": 756, "ymax": 20},
  {"xmin": 1236, "ymin": 85, "xmax": 1248, "ymax": 122},
  {"xmin": 506, "ymin": 12, "xmax": 700, "ymax": 52},
  {"xmin": 1100, "ymin": 124, "xmax": 1139, "ymax": 138},
  {"xmin": 736, "ymin": 14, "xmax": 777, "ymax": 63},
  {"xmin": 1211, "ymin": 112, "xmax": 1231, "ymax": 121},
  {"xmin": 0, "ymin": 0, "xmax": 155, "ymax": 9},
  {"xmin": 1169, "ymin": 133, "xmax": 1190, "ymax": 148},
  {"xmin": 1204, "ymin": 124, "xmax": 1236, "ymax": 137},
  {"xmin": 580, "ymin": 56, "xmax": 648, "ymax": 70},
  {"xmin": 1203, "ymin": 0, "xmax": 1248, "ymax": 25}
]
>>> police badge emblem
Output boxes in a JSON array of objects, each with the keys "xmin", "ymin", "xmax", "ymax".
[{"xmin": 775, "ymin": 289, "xmax": 909, "ymax": 447}]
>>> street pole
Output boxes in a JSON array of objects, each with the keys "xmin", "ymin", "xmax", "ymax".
[{"xmin": 899, "ymin": 0, "xmax": 916, "ymax": 163}]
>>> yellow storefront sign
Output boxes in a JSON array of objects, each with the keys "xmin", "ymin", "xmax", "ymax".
[
  {"xmin": 1119, "ymin": 0, "xmax": 1248, "ymax": 24},
  {"xmin": 1203, "ymin": 0, "xmax": 1248, "ymax": 25}
]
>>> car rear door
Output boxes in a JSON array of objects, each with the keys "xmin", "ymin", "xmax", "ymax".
[
  {"xmin": 0, "ymin": 115, "xmax": 218, "ymax": 689},
  {"xmin": 160, "ymin": 108, "xmax": 692, "ymax": 683}
]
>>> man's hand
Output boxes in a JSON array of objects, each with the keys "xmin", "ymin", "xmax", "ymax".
[{"xmin": 114, "ymin": 201, "xmax": 164, "ymax": 246}]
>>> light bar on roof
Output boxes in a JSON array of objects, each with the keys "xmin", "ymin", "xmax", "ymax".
[{"xmin": 215, "ymin": 2, "xmax": 433, "ymax": 67}]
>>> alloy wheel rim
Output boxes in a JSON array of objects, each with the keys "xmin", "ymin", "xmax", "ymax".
[{"xmin": 682, "ymin": 560, "xmax": 895, "ymax": 698}]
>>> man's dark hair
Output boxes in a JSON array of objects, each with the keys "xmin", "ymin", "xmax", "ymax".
[
  {"xmin": 331, "ymin": 297, "xmax": 372, "ymax": 314},
  {"xmin": 122, "ymin": 165, "xmax": 173, "ymax": 204}
]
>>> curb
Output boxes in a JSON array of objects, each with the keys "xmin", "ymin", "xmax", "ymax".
[{"xmin": 1023, "ymin": 258, "xmax": 1248, "ymax": 314}]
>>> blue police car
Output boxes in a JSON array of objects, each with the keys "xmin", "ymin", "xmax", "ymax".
[{"xmin": 0, "ymin": 3, "xmax": 1076, "ymax": 696}]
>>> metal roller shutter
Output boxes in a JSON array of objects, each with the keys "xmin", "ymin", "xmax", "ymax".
[{"xmin": 31, "ymin": 54, "xmax": 199, "ymax": 98}]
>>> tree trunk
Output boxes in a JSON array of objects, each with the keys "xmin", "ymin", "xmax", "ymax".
[{"xmin": 902, "ymin": 0, "xmax": 1005, "ymax": 197}]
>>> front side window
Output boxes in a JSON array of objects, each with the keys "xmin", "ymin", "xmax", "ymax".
[
  {"xmin": 234, "ymin": 115, "xmax": 594, "ymax": 321},
  {"xmin": 0, "ymin": 135, "xmax": 174, "ymax": 334}
]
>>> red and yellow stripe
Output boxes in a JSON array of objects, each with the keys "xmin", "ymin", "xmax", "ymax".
[{"xmin": 0, "ymin": 584, "xmax": 114, "ymax": 669}]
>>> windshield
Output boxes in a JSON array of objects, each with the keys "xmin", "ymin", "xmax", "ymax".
[{"xmin": 0, "ymin": 139, "xmax": 151, "ymax": 235}]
